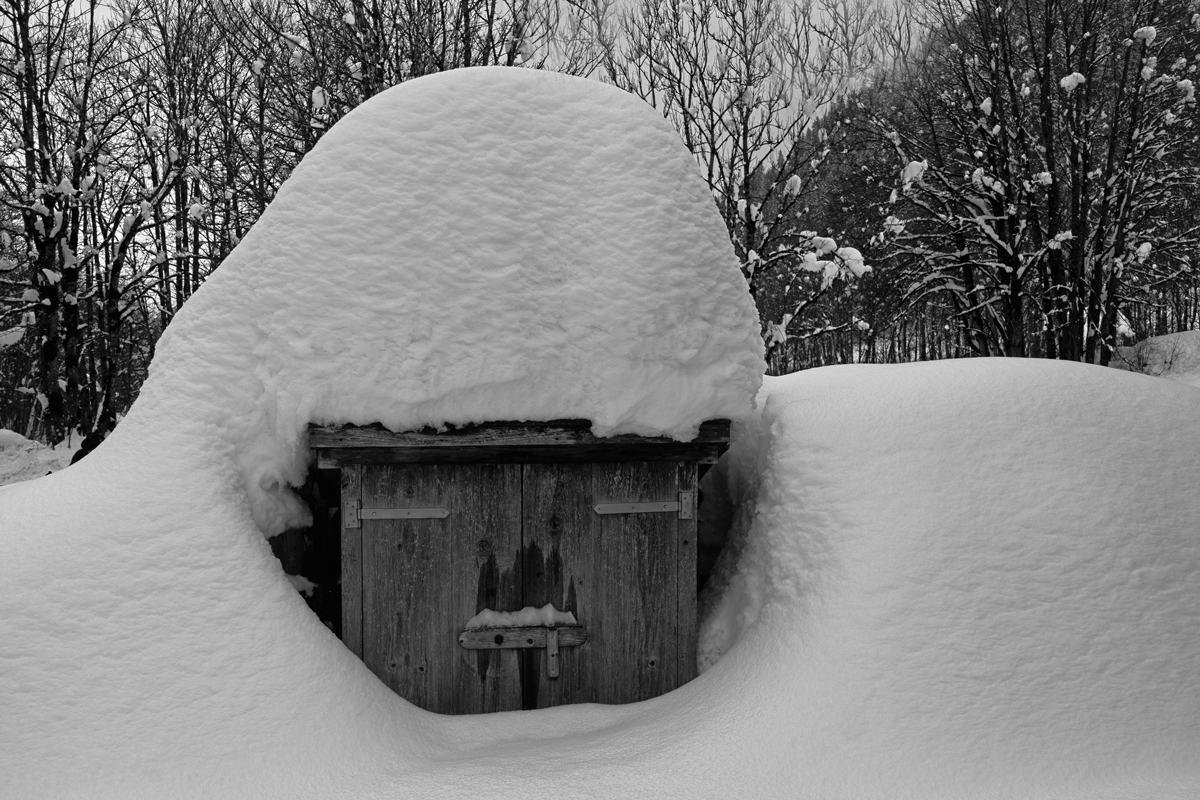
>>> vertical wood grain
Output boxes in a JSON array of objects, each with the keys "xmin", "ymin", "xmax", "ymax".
[
  {"xmin": 596, "ymin": 461, "xmax": 677, "ymax": 704},
  {"xmin": 339, "ymin": 464, "xmax": 363, "ymax": 658},
  {"xmin": 523, "ymin": 463, "xmax": 593, "ymax": 709},
  {"xmin": 448, "ymin": 464, "xmax": 522, "ymax": 714},
  {"xmin": 353, "ymin": 456, "xmax": 699, "ymax": 713},
  {"xmin": 676, "ymin": 461, "xmax": 699, "ymax": 687},
  {"xmin": 362, "ymin": 464, "xmax": 432, "ymax": 708},
  {"xmin": 360, "ymin": 464, "xmax": 521, "ymax": 714},
  {"xmin": 524, "ymin": 461, "xmax": 681, "ymax": 708}
]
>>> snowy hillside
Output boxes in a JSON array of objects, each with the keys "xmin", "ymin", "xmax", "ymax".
[
  {"xmin": 0, "ymin": 429, "xmax": 78, "ymax": 485},
  {"xmin": 1109, "ymin": 330, "xmax": 1200, "ymax": 388},
  {"xmin": 1, "ymin": 68, "xmax": 1198, "ymax": 799}
]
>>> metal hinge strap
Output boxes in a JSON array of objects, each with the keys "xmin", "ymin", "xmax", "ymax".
[
  {"xmin": 594, "ymin": 491, "xmax": 694, "ymax": 519},
  {"xmin": 343, "ymin": 499, "xmax": 449, "ymax": 528}
]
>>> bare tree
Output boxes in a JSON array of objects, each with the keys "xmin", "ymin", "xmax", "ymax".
[
  {"xmin": 875, "ymin": 0, "xmax": 1200, "ymax": 362},
  {"xmin": 1, "ymin": 0, "xmax": 168, "ymax": 438},
  {"xmin": 606, "ymin": 0, "xmax": 882, "ymax": 358}
]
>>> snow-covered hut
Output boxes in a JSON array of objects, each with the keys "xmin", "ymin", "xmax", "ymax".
[
  {"xmin": 231, "ymin": 67, "xmax": 769, "ymax": 712},
  {"xmin": 4, "ymin": 68, "xmax": 1200, "ymax": 791}
]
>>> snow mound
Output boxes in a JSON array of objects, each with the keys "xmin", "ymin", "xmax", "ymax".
[
  {"xmin": 0, "ymin": 428, "xmax": 78, "ymax": 486},
  {"xmin": 1110, "ymin": 330, "xmax": 1200, "ymax": 388},
  {"xmin": 3, "ymin": 358, "xmax": 1199, "ymax": 798},
  {"xmin": 696, "ymin": 359, "xmax": 1200, "ymax": 794},
  {"xmin": 135, "ymin": 66, "xmax": 764, "ymax": 535}
]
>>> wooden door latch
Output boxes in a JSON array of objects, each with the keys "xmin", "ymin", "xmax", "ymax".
[{"xmin": 458, "ymin": 625, "xmax": 588, "ymax": 678}]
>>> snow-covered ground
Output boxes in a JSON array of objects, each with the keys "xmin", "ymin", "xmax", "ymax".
[
  {"xmin": 3, "ymin": 359, "xmax": 1198, "ymax": 799},
  {"xmin": 1110, "ymin": 329, "xmax": 1200, "ymax": 388},
  {"xmin": 0, "ymin": 429, "xmax": 78, "ymax": 485},
  {"xmin": 2, "ymin": 68, "xmax": 1198, "ymax": 798}
]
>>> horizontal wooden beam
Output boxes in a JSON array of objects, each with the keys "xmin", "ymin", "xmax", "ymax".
[
  {"xmin": 315, "ymin": 443, "xmax": 724, "ymax": 468},
  {"xmin": 309, "ymin": 418, "xmax": 731, "ymax": 450}
]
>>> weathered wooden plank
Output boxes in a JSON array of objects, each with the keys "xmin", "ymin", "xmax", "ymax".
[
  {"xmin": 339, "ymin": 464, "xmax": 363, "ymax": 658},
  {"xmin": 457, "ymin": 625, "xmax": 588, "ymax": 649},
  {"xmin": 522, "ymin": 463, "xmax": 594, "ymax": 709},
  {"xmin": 316, "ymin": 443, "xmax": 723, "ymax": 467},
  {"xmin": 546, "ymin": 627, "xmax": 560, "ymax": 678},
  {"xmin": 310, "ymin": 418, "xmax": 731, "ymax": 449},
  {"xmin": 675, "ymin": 461, "xmax": 699, "ymax": 688},
  {"xmin": 593, "ymin": 461, "xmax": 677, "ymax": 704},
  {"xmin": 522, "ymin": 461, "xmax": 683, "ymax": 709},
  {"xmin": 449, "ymin": 464, "xmax": 523, "ymax": 714},
  {"xmin": 360, "ymin": 464, "xmax": 522, "ymax": 715},
  {"xmin": 361, "ymin": 465, "xmax": 435, "ymax": 710}
]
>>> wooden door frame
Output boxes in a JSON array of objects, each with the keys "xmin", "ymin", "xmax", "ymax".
[{"xmin": 316, "ymin": 419, "xmax": 728, "ymax": 710}]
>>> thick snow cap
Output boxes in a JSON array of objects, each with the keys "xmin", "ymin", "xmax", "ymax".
[{"xmin": 137, "ymin": 67, "xmax": 764, "ymax": 535}]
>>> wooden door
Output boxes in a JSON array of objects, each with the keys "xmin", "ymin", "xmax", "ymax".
[
  {"xmin": 358, "ymin": 463, "xmax": 523, "ymax": 714},
  {"xmin": 521, "ymin": 461, "xmax": 697, "ymax": 708},
  {"xmin": 343, "ymin": 459, "xmax": 697, "ymax": 713}
]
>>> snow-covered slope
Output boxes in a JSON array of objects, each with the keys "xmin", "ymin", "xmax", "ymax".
[
  {"xmin": 697, "ymin": 360, "xmax": 1200, "ymax": 798},
  {"xmin": 3, "ymin": 358, "xmax": 1198, "ymax": 799},
  {"xmin": 2, "ymin": 66, "xmax": 1198, "ymax": 798},
  {"xmin": 1110, "ymin": 329, "xmax": 1200, "ymax": 388},
  {"xmin": 0, "ymin": 429, "xmax": 77, "ymax": 485}
]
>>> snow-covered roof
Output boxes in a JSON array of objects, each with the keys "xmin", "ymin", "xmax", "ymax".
[{"xmin": 136, "ymin": 67, "xmax": 764, "ymax": 534}]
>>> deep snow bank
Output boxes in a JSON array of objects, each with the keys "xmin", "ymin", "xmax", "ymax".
[
  {"xmin": 3, "ymin": 358, "xmax": 1199, "ymax": 799},
  {"xmin": 698, "ymin": 360, "xmax": 1200, "ymax": 800},
  {"xmin": 1110, "ymin": 329, "xmax": 1200, "ymax": 388},
  {"xmin": 0, "ymin": 428, "xmax": 77, "ymax": 485}
]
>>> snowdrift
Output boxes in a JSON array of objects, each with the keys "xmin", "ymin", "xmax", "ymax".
[
  {"xmin": 4, "ymin": 358, "xmax": 1199, "ymax": 798},
  {"xmin": 0, "ymin": 428, "xmax": 77, "ymax": 485},
  {"xmin": 1110, "ymin": 329, "xmax": 1200, "ymax": 388},
  {"xmin": 2, "ymin": 68, "xmax": 1199, "ymax": 798}
]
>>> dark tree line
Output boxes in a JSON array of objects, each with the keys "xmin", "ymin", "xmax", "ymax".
[
  {"xmin": 3, "ymin": 0, "xmax": 1199, "ymax": 444},
  {"xmin": 0, "ymin": 0, "xmax": 605, "ymax": 441},
  {"xmin": 782, "ymin": 0, "xmax": 1200, "ymax": 368}
]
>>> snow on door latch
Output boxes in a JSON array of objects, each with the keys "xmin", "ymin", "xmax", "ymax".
[
  {"xmin": 593, "ymin": 491, "xmax": 694, "ymax": 519},
  {"xmin": 458, "ymin": 606, "xmax": 588, "ymax": 679},
  {"xmin": 343, "ymin": 498, "xmax": 450, "ymax": 528}
]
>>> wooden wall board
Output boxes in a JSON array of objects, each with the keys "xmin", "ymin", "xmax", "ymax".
[
  {"xmin": 521, "ymin": 463, "xmax": 593, "ymax": 709},
  {"xmin": 593, "ymin": 461, "xmax": 677, "ymax": 704},
  {"xmin": 675, "ymin": 462, "xmax": 699, "ymax": 687},
  {"xmin": 521, "ymin": 462, "xmax": 684, "ymax": 709},
  {"xmin": 359, "ymin": 464, "xmax": 523, "ymax": 715},
  {"xmin": 339, "ymin": 464, "xmax": 363, "ymax": 658},
  {"xmin": 447, "ymin": 464, "xmax": 524, "ymax": 713}
]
